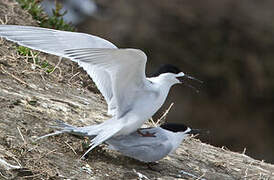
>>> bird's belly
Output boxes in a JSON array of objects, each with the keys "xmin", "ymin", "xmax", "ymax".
[
  {"xmin": 115, "ymin": 90, "xmax": 167, "ymax": 136},
  {"xmin": 116, "ymin": 103, "xmax": 162, "ymax": 136},
  {"xmin": 117, "ymin": 118, "xmax": 145, "ymax": 136}
]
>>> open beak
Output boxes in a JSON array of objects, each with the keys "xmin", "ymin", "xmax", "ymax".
[
  {"xmin": 184, "ymin": 74, "xmax": 203, "ymax": 83},
  {"xmin": 177, "ymin": 74, "xmax": 203, "ymax": 83},
  {"xmin": 187, "ymin": 128, "xmax": 210, "ymax": 135},
  {"xmin": 177, "ymin": 73, "xmax": 203, "ymax": 93}
]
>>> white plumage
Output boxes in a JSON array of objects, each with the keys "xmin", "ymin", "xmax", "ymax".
[
  {"xmin": 0, "ymin": 25, "xmax": 191, "ymax": 158},
  {"xmin": 38, "ymin": 120, "xmax": 194, "ymax": 162}
]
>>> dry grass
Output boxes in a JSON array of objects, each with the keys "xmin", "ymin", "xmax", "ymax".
[
  {"xmin": 0, "ymin": 1, "xmax": 274, "ymax": 179},
  {"xmin": 148, "ymin": 102, "xmax": 174, "ymax": 127}
]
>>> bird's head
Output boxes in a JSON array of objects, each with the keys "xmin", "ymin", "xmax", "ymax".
[
  {"xmin": 160, "ymin": 123, "xmax": 209, "ymax": 135},
  {"xmin": 151, "ymin": 64, "xmax": 202, "ymax": 88},
  {"xmin": 160, "ymin": 123, "xmax": 190, "ymax": 133}
]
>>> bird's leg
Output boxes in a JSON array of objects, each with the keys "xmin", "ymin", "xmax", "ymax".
[{"xmin": 137, "ymin": 129, "xmax": 156, "ymax": 137}]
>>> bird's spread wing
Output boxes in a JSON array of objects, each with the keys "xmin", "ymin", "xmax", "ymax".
[
  {"xmin": 64, "ymin": 48, "xmax": 148, "ymax": 118},
  {"xmin": 0, "ymin": 25, "xmax": 117, "ymax": 112},
  {"xmin": 0, "ymin": 25, "xmax": 116, "ymax": 56}
]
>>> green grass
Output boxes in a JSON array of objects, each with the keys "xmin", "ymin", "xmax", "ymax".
[
  {"xmin": 17, "ymin": 46, "xmax": 36, "ymax": 56},
  {"xmin": 15, "ymin": 0, "xmax": 74, "ymax": 74},
  {"xmin": 40, "ymin": 60, "xmax": 49, "ymax": 68},
  {"xmin": 41, "ymin": 60, "xmax": 54, "ymax": 73},
  {"xmin": 17, "ymin": 46, "xmax": 55, "ymax": 73},
  {"xmin": 17, "ymin": 45, "xmax": 39, "ymax": 63},
  {"xmin": 16, "ymin": 0, "xmax": 75, "ymax": 31}
]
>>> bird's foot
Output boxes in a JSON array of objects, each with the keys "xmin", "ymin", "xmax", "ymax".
[{"xmin": 137, "ymin": 129, "xmax": 156, "ymax": 137}]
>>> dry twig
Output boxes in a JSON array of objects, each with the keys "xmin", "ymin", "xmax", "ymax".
[
  {"xmin": 1, "ymin": 64, "xmax": 28, "ymax": 86},
  {"xmin": 0, "ymin": 15, "xmax": 9, "ymax": 24},
  {"xmin": 148, "ymin": 102, "xmax": 174, "ymax": 127},
  {"xmin": 68, "ymin": 71, "xmax": 80, "ymax": 84},
  {"xmin": 64, "ymin": 141, "xmax": 77, "ymax": 155},
  {"xmin": 49, "ymin": 57, "xmax": 62, "ymax": 74},
  {"xmin": 17, "ymin": 126, "xmax": 26, "ymax": 144},
  {"xmin": 156, "ymin": 102, "xmax": 174, "ymax": 125}
]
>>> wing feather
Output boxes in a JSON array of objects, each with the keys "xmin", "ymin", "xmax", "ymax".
[
  {"xmin": 64, "ymin": 48, "xmax": 148, "ymax": 117},
  {"xmin": 0, "ymin": 25, "xmax": 117, "ymax": 114},
  {"xmin": 106, "ymin": 127, "xmax": 173, "ymax": 162}
]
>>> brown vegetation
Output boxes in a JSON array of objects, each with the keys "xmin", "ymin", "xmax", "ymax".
[{"xmin": 0, "ymin": 1, "xmax": 273, "ymax": 179}]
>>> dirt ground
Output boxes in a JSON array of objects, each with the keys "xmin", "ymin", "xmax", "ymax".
[{"xmin": 0, "ymin": 1, "xmax": 274, "ymax": 179}]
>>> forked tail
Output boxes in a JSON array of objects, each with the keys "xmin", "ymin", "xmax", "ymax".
[
  {"xmin": 35, "ymin": 120, "xmax": 75, "ymax": 141},
  {"xmin": 36, "ymin": 119, "xmax": 123, "ymax": 159},
  {"xmin": 36, "ymin": 120, "xmax": 100, "ymax": 140}
]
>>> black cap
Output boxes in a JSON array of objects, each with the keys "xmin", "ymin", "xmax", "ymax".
[
  {"xmin": 151, "ymin": 64, "xmax": 182, "ymax": 77},
  {"xmin": 160, "ymin": 123, "xmax": 188, "ymax": 132}
]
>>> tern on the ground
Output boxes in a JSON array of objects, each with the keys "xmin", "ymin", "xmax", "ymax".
[
  {"xmin": 39, "ymin": 120, "xmax": 199, "ymax": 162},
  {"xmin": 0, "ymin": 25, "xmax": 201, "ymax": 158}
]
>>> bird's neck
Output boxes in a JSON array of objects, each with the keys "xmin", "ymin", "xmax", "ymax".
[
  {"xmin": 147, "ymin": 77, "xmax": 175, "ymax": 92},
  {"xmin": 147, "ymin": 77, "xmax": 175, "ymax": 108}
]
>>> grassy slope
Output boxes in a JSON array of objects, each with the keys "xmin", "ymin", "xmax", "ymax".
[{"xmin": 0, "ymin": 1, "xmax": 273, "ymax": 179}]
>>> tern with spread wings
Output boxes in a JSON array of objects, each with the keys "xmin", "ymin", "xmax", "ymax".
[{"xmin": 0, "ymin": 25, "xmax": 201, "ymax": 158}]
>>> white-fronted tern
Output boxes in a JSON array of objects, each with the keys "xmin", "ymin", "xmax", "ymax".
[
  {"xmin": 104, "ymin": 123, "xmax": 199, "ymax": 162},
  {"xmin": 0, "ymin": 25, "xmax": 201, "ymax": 158},
  {"xmin": 39, "ymin": 120, "xmax": 199, "ymax": 162}
]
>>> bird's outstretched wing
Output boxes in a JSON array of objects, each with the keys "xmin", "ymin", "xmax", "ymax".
[
  {"xmin": 64, "ymin": 48, "xmax": 148, "ymax": 118},
  {"xmin": 0, "ymin": 25, "xmax": 150, "ymax": 153},
  {"xmin": 0, "ymin": 25, "xmax": 116, "ymax": 114}
]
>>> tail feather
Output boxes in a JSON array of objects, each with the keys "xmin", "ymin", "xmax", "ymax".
[
  {"xmin": 36, "ymin": 120, "xmax": 100, "ymax": 140},
  {"xmin": 80, "ymin": 123, "xmax": 122, "ymax": 159},
  {"xmin": 49, "ymin": 120, "xmax": 76, "ymax": 131},
  {"xmin": 36, "ymin": 119, "xmax": 123, "ymax": 159},
  {"xmin": 36, "ymin": 120, "xmax": 75, "ymax": 141},
  {"xmin": 51, "ymin": 119, "xmax": 103, "ymax": 137},
  {"xmin": 35, "ymin": 130, "xmax": 67, "ymax": 141}
]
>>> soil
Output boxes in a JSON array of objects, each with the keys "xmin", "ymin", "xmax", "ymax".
[{"xmin": 0, "ymin": 1, "xmax": 273, "ymax": 179}]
